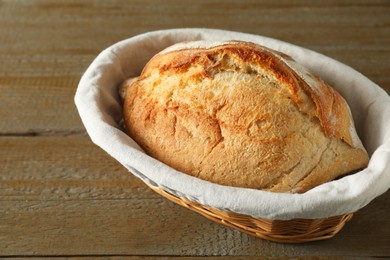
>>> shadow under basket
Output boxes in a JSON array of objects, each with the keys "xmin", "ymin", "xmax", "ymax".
[{"xmin": 147, "ymin": 183, "xmax": 354, "ymax": 243}]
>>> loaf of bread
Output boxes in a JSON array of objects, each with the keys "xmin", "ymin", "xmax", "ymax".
[{"xmin": 121, "ymin": 40, "xmax": 369, "ymax": 193}]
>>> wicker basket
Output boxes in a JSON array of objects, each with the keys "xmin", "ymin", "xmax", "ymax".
[
  {"xmin": 74, "ymin": 29, "xmax": 390, "ymax": 244},
  {"xmin": 147, "ymin": 183, "xmax": 354, "ymax": 243}
]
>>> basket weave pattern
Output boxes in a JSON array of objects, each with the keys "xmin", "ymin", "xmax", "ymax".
[{"xmin": 148, "ymin": 184, "xmax": 354, "ymax": 243}]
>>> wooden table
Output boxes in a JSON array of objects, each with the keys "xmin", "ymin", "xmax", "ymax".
[{"xmin": 1, "ymin": 0, "xmax": 389, "ymax": 258}]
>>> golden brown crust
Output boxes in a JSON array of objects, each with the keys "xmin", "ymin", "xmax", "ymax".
[{"xmin": 122, "ymin": 41, "xmax": 369, "ymax": 193}]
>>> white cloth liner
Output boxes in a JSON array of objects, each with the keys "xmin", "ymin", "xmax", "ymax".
[{"xmin": 74, "ymin": 28, "xmax": 390, "ymax": 220}]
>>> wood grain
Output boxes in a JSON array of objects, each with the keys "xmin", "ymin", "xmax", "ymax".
[
  {"xmin": 1, "ymin": 136, "xmax": 389, "ymax": 257},
  {"xmin": 0, "ymin": 0, "xmax": 389, "ymax": 258},
  {"xmin": 0, "ymin": 0, "xmax": 389, "ymax": 134}
]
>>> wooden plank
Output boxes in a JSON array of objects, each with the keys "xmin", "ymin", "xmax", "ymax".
[
  {"xmin": 0, "ymin": 0, "xmax": 389, "ymax": 134},
  {"xmin": 0, "ymin": 199, "xmax": 251, "ymax": 256},
  {"xmin": 0, "ymin": 136, "xmax": 389, "ymax": 257},
  {"xmin": 0, "ymin": 74, "xmax": 86, "ymax": 135},
  {"xmin": 0, "ymin": 136, "xmax": 152, "ymax": 200},
  {"xmin": 0, "ymin": 0, "xmax": 388, "ymax": 53}
]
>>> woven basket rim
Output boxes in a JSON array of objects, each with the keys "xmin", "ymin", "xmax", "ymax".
[{"xmin": 147, "ymin": 183, "xmax": 354, "ymax": 243}]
